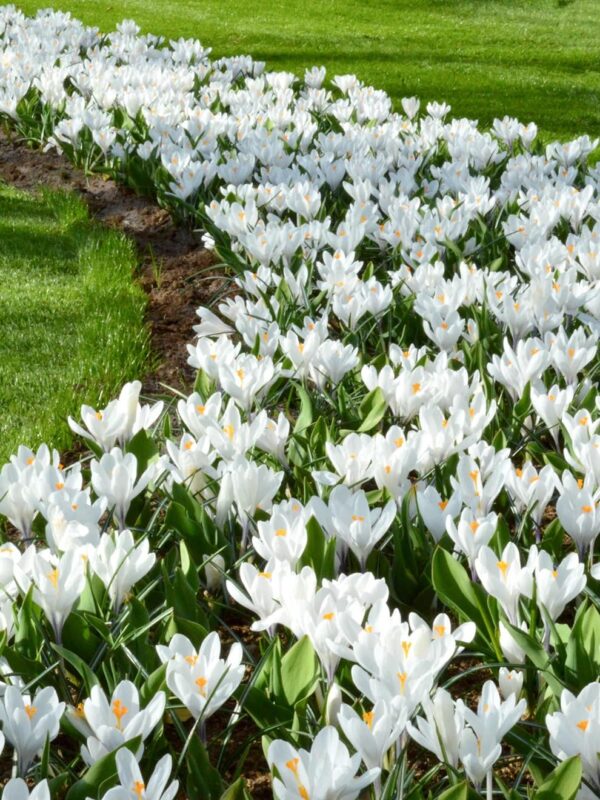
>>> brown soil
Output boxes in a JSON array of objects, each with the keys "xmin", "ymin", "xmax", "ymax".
[{"xmin": 0, "ymin": 129, "xmax": 226, "ymax": 396}]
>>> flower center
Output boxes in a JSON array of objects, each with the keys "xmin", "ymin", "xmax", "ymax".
[{"xmin": 112, "ymin": 699, "xmax": 128, "ymax": 729}]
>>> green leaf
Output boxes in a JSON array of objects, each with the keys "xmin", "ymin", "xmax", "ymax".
[
  {"xmin": 293, "ymin": 383, "xmax": 313, "ymax": 434},
  {"xmin": 51, "ymin": 643, "xmax": 99, "ymax": 695},
  {"xmin": 126, "ymin": 428, "xmax": 159, "ymax": 473},
  {"xmin": 437, "ymin": 781, "xmax": 469, "ymax": 799},
  {"xmin": 185, "ymin": 733, "xmax": 223, "ymax": 800},
  {"xmin": 65, "ymin": 738, "xmax": 142, "ymax": 800},
  {"xmin": 140, "ymin": 663, "xmax": 167, "ymax": 705},
  {"xmin": 357, "ymin": 387, "xmax": 387, "ymax": 432},
  {"xmin": 514, "ymin": 381, "xmax": 532, "ymax": 422},
  {"xmin": 61, "ymin": 611, "xmax": 103, "ymax": 662},
  {"xmin": 220, "ymin": 778, "xmax": 250, "ymax": 800},
  {"xmin": 533, "ymin": 755, "xmax": 582, "ymax": 800},
  {"xmin": 564, "ymin": 604, "xmax": 600, "ymax": 690},
  {"xmin": 299, "ymin": 516, "xmax": 335, "ymax": 580},
  {"xmin": 280, "ymin": 635, "xmax": 319, "ymax": 705},
  {"xmin": 503, "ymin": 620, "xmax": 564, "ymax": 696},
  {"xmin": 431, "ymin": 547, "xmax": 499, "ymax": 657}
]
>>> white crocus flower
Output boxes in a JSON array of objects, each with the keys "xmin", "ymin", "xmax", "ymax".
[
  {"xmin": 90, "ymin": 530, "xmax": 156, "ymax": 612},
  {"xmin": 506, "ymin": 462, "xmax": 558, "ymax": 526},
  {"xmin": 546, "ymin": 682, "xmax": 600, "ymax": 794},
  {"xmin": 31, "ymin": 548, "xmax": 86, "ymax": 642},
  {"xmin": 556, "ymin": 471, "xmax": 600, "ymax": 557},
  {"xmin": 68, "ymin": 402, "xmax": 126, "ymax": 452},
  {"xmin": 268, "ymin": 726, "xmax": 380, "ymax": 800},
  {"xmin": 0, "ymin": 685, "xmax": 64, "ymax": 775},
  {"xmin": 531, "ymin": 384, "xmax": 573, "ymax": 443},
  {"xmin": 407, "ymin": 687, "xmax": 464, "ymax": 768},
  {"xmin": 253, "ymin": 511, "xmax": 307, "ymax": 567},
  {"xmin": 458, "ymin": 680, "xmax": 526, "ymax": 790},
  {"xmin": 498, "ymin": 667, "xmax": 524, "ymax": 700},
  {"xmin": 98, "ymin": 748, "xmax": 178, "ymax": 800},
  {"xmin": 0, "ymin": 780, "xmax": 50, "ymax": 800},
  {"xmin": 338, "ymin": 697, "xmax": 407, "ymax": 773},
  {"xmin": 311, "ymin": 485, "xmax": 396, "ymax": 569},
  {"xmin": 416, "ymin": 485, "xmax": 462, "ymax": 542},
  {"xmin": 226, "ymin": 561, "xmax": 288, "ymax": 632},
  {"xmin": 156, "ymin": 632, "xmax": 244, "ymax": 722},
  {"xmin": 445, "ymin": 508, "xmax": 498, "ymax": 569},
  {"xmin": 78, "ymin": 682, "xmax": 166, "ymax": 765},
  {"xmin": 68, "ymin": 381, "xmax": 163, "ymax": 451},
  {"xmin": 531, "ymin": 547, "xmax": 586, "ymax": 630},
  {"xmin": 216, "ymin": 457, "xmax": 283, "ymax": 544},
  {"xmin": 91, "ymin": 448, "xmax": 154, "ymax": 529},
  {"xmin": 474, "ymin": 542, "xmax": 533, "ymax": 624}
]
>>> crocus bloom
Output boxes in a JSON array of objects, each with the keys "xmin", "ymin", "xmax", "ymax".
[
  {"xmin": 156, "ymin": 632, "xmax": 244, "ymax": 722},
  {"xmin": 31, "ymin": 548, "xmax": 86, "ymax": 642},
  {"xmin": 91, "ymin": 448, "xmax": 154, "ymax": 530},
  {"xmin": 268, "ymin": 726, "xmax": 380, "ymax": 800},
  {"xmin": 546, "ymin": 682, "xmax": 600, "ymax": 794},
  {"xmin": 338, "ymin": 697, "xmax": 407, "ymax": 772},
  {"xmin": 90, "ymin": 529, "xmax": 156, "ymax": 612},
  {"xmin": 0, "ymin": 685, "xmax": 64, "ymax": 775},
  {"xmin": 74, "ymin": 682, "xmax": 165, "ymax": 765},
  {"xmin": 407, "ymin": 687, "xmax": 465, "ymax": 768},
  {"xmin": 98, "ymin": 748, "xmax": 178, "ymax": 800},
  {"xmin": 0, "ymin": 780, "xmax": 50, "ymax": 800}
]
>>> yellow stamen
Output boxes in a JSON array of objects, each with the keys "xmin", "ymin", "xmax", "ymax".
[
  {"xmin": 133, "ymin": 782, "xmax": 145, "ymax": 799},
  {"xmin": 112, "ymin": 699, "xmax": 128, "ymax": 729}
]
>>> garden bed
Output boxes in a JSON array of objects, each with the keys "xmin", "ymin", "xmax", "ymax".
[{"xmin": 0, "ymin": 6, "xmax": 599, "ymax": 800}]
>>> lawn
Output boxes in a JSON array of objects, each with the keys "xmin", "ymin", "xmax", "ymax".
[
  {"xmin": 14, "ymin": 0, "xmax": 600, "ymax": 142},
  {"xmin": 0, "ymin": 183, "xmax": 149, "ymax": 461}
]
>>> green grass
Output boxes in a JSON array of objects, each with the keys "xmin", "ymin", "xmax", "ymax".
[
  {"xmin": 0, "ymin": 183, "xmax": 149, "ymax": 461},
  {"xmin": 15, "ymin": 0, "xmax": 600, "ymax": 142}
]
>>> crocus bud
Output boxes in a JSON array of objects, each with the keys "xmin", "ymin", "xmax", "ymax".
[
  {"xmin": 325, "ymin": 682, "xmax": 342, "ymax": 726},
  {"xmin": 498, "ymin": 667, "xmax": 524, "ymax": 700},
  {"xmin": 204, "ymin": 554, "xmax": 225, "ymax": 592}
]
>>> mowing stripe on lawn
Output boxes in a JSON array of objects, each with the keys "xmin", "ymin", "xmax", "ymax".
[{"xmin": 0, "ymin": 183, "xmax": 149, "ymax": 461}]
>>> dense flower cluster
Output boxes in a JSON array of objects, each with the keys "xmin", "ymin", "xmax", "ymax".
[{"xmin": 1, "ymin": 4, "xmax": 600, "ymax": 799}]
